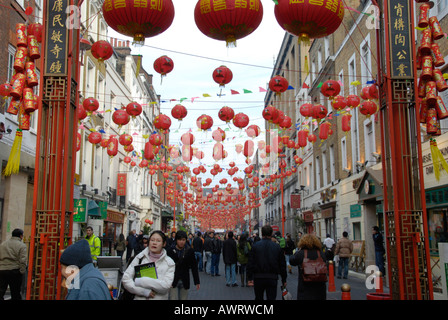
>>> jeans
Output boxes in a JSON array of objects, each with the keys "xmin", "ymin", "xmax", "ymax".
[
  {"xmin": 338, "ymin": 257, "xmax": 349, "ymax": 278},
  {"xmin": 254, "ymin": 278, "xmax": 277, "ymax": 300},
  {"xmin": 169, "ymin": 280, "xmax": 189, "ymax": 300},
  {"xmin": 225, "ymin": 264, "xmax": 236, "ymax": 285},
  {"xmin": 0, "ymin": 269, "xmax": 23, "ymax": 300},
  {"xmin": 195, "ymin": 251, "xmax": 203, "ymax": 271},
  {"xmin": 375, "ymin": 250, "xmax": 386, "ymax": 276},
  {"xmin": 205, "ymin": 251, "xmax": 212, "ymax": 274},
  {"xmin": 211, "ymin": 253, "xmax": 220, "ymax": 275},
  {"xmin": 285, "ymin": 254, "xmax": 291, "ymax": 267}
]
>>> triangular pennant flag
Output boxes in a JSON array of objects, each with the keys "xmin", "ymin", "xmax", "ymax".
[
  {"xmin": 302, "ymin": 83, "xmax": 310, "ymax": 89},
  {"xmin": 351, "ymin": 80, "xmax": 361, "ymax": 86},
  {"xmin": 259, "ymin": 87, "xmax": 267, "ymax": 92},
  {"xmin": 180, "ymin": 98, "xmax": 187, "ymax": 103},
  {"xmin": 317, "ymin": 82, "xmax": 323, "ymax": 88},
  {"xmin": 287, "ymin": 85, "xmax": 294, "ymax": 90},
  {"xmin": 243, "ymin": 89, "xmax": 252, "ymax": 94},
  {"xmin": 203, "ymin": 93, "xmax": 211, "ymax": 97},
  {"xmin": 231, "ymin": 90, "xmax": 240, "ymax": 95}
]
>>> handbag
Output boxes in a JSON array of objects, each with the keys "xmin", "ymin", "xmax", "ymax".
[
  {"xmin": 301, "ymin": 249, "xmax": 328, "ymax": 282},
  {"xmin": 118, "ymin": 256, "xmax": 144, "ymax": 300}
]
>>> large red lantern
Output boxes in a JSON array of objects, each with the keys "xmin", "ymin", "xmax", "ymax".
[
  {"xmin": 269, "ymin": 75, "xmax": 289, "ymax": 96},
  {"xmin": 91, "ymin": 40, "xmax": 113, "ymax": 62},
  {"xmin": 107, "ymin": 135, "xmax": 118, "ymax": 158},
  {"xmin": 213, "ymin": 142, "xmax": 224, "ymax": 161},
  {"xmin": 112, "ymin": 109, "xmax": 130, "ymax": 127},
  {"xmin": 360, "ymin": 100, "xmax": 378, "ymax": 118},
  {"xmin": 194, "ymin": 0, "xmax": 264, "ymax": 47},
  {"xmin": 144, "ymin": 141, "xmax": 154, "ymax": 160},
  {"xmin": 300, "ymin": 103, "xmax": 313, "ymax": 118},
  {"xmin": 153, "ymin": 55, "xmax": 174, "ymax": 79},
  {"xmin": 149, "ymin": 133, "xmax": 163, "ymax": 146},
  {"xmin": 311, "ymin": 104, "xmax": 328, "ymax": 120},
  {"xmin": 274, "ymin": 0, "xmax": 345, "ymax": 44},
  {"xmin": 243, "ymin": 140, "xmax": 254, "ymax": 159},
  {"xmin": 297, "ymin": 129, "xmax": 309, "ymax": 148},
  {"xmin": 319, "ymin": 121, "xmax": 331, "ymax": 141},
  {"xmin": 88, "ymin": 132, "xmax": 102, "ymax": 145},
  {"xmin": 181, "ymin": 132, "xmax": 195, "ymax": 145},
  {"xmin": 171, "ymin": 104, "xmax": 187, "ymax": 121},
  {"xmin": 279, "ymin": 115, "xmax": 292, "ymax": 129},
  {"xmin": 102, "ymin": 0, "xmax": 175, "ymax": 46},
  {"xmin": 196, "ymin": 114, "xmax": 213, "ymax": 131},
  {"xmin": 321, "ymin": 80, "xmax": 341, "ymax": 100},
  {"xmin": 346, "ymin": 94, "xmax": 361, "ymax": 108},
  {"xmin": 233, "ymin": 113, "xmax": 250, "ymax": 129},
  {"xmin": 154, "ymin": 114, "xmax": 171, "ymax": 133},
  {"xmin": 83, "ymin": 97, "xmax": 99, "ymax": 115},
  {"xmin": 262, "ymin": 105, "xmax": 279, "ymax": 122},
  {"xmin": 182, "ymin": 145, "xmax": 193, "ymax": 162},
  {"xmin": 212, "ymin": 66, "xmax": 233, "ymax": 87},
  {"xmin": 126, "ymin": 102, "xmax": 142, "ymax": 118},
  {"xmin": 218, "ymin": 106, "xmax": 235, "ymax": 123},
  {"xmin": 331, "ymin": 95, "xmax": 347, "ymax": 112},
  {"xmin": 246, "ymin": 125, "xmax": 260, "ymax": 138},
  {"xmin": 119, "ymin": 133, "xmax": 133, "ymax": 146}
]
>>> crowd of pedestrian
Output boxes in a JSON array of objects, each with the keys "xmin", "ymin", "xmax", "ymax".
[{"xmin": 0, "ymin": 223, "xmax": 387, "ymax": 301}]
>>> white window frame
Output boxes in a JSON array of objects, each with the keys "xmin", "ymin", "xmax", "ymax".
[
  {"xmin": 322, "ymin": 151, "xmax": 328, "ymax": 187},
  {"xmin": 364, "ymin": 118, "xmax": 376, "ymax": 167},
  {"xmin": 341, "ymin": 137, "xmax": 348, "ymax": 171},
  {"xmin": 315, "ymin": 156, "xmax": 321, "ymax": 191},
  {"xmin": 330, "ymin": 144, "xmax": 336, "ymax": 182},
  {"xmin": 360, "ymin": 34, "xmax": 372, "ymax": 86}
]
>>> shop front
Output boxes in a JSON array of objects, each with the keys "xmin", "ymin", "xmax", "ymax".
[{"xmin": 103, "ymin": 210, "xmax": 125, "ymax": 256}]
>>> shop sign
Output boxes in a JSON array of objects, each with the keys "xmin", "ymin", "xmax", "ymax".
[
  {"xmin": 99, "ymin": 201, "xmax": 108, "ymax": 220},
  {"xmin": 290, "ymin": 194, "xmax": 301, "ymax": 208},
  {"xmin": 117, "ymin": 173, "xmax": 127, "ymax": 196},
  {"xmin": 350, "ymin": 204, "xmax": 362, "ymax": 218},
  {"xmin": 106, "ymin": 211, "xmax": 125, "ymax": 224},
  {"xmin": 321, "ymin": 207, "xmax": 334, "ymax": 219},
  {"xmin": 303, "ymin": 211, "xmax": 314, "ymax": 223},
  {"xmin": 73, "ymin": 198, "xmax": 87, "ymax": 223}
]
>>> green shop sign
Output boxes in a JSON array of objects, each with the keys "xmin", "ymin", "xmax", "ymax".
[
  {"xmin": 350, "ymin": 204, "xmax": 362, "ymax": 218},
  {"xmin": 73, "ymin": 199, "xmax": 87, "ymax": 223}
]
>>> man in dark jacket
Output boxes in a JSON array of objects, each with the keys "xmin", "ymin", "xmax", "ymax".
[
  {"xmin": 247, "ymin": 225, "xmax": 287, "ymax": 300},
  {"xmin": 166, "ymin": 231, "xmax": 200, "ymax": 300},
  {"xmin": 192, "ymin": 232, "xmax": 204, "ymax": 272},
  {"xmin": 203, "ymin": 231, "xmax": 214, "ymax": 274},
  {"xmin": 222, "ymin": 231, "xmax": 238, "ymax": 287},
  {"xmin": 211, "ymin": 233, "xmax": 222, "ymax": 276},
  {"xmin": 372, "ymin": 226, "xmax": 386, "ymax": 276}
]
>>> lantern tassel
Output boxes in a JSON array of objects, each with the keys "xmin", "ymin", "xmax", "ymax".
[
  {"xmin": 430, "ymin": 138, "xmax": 448, "ymax": 181},
  {"xmin": 298, "ymin": 34, "xmax": 311, "ymax": 46},
  {"xmin": 3, "ymin": 129, "xmax": 23, "ymax": 177}
]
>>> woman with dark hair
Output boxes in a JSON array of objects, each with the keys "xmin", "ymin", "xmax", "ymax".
[
  {"xmin": 237, "ymin": 233, "xmax": 251, "ymax": 286},
  {"xmin": 290, "ymin": 233, "xmax": 327, "ymax": 300},
  {"xmin": 115, "ymin": 233, "xmax": 126, "ymax": 258},
  {"xmin": 122, "ymin": 230, "xmax": 175, "ymax": 300}
]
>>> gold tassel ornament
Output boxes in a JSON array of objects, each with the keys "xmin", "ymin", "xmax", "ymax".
[
  {"xmin": 2, "ymin": 129, "xmax": 23, "ymax": 177},
  {"xmin": 430, "ymin": 138, "xmax": 448, "ymax": 181}
]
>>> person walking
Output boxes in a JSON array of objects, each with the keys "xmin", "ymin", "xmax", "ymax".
[
  {"xmin": 203, "ymin": 231, "xmax": 214, "ymax": 274},
  {"xmin": 166, "ymin": 231, "xmax": 176, "ymax": 249},
  {"xmin": 211, "ymin": 233, "xmax": 222, "ymax": 276},
  {"xmin": 236, "ymin": 233, "xmax": 251, "ymax": 286},
  {"xmin": 247, "ymin": 225, "xmax": 287, "ymax": 300},
  {"xmin": 166, "ymin": 231, "xmax": 200, "ymax": 300},
  {"xmin": 60, "ymin": 239, "xmax": 111, "ymax": 300},
  {"xmin": 115, "ymin": 233, "xmax": 126, "ymax": 259},
  {"xmin": 372, "ymin": 226, "xmax": 386, "ymax": 276},
  {"xmin": 122, "ymin": 231, "xmax": 175, "ymax": 300},
  {"xmin": 192, "ymin": 231, "xmax": 204, "ymax": 272},
  {"xmin": 222, "ymin": 231, "xmax": 238, "ymax": 287},
  {"xmin": 0, "ymin": 229, "xmax": 27, "ymax": 300},
  {"xmin": 285, "ymin": 234, "xmax": 295, "ymax": 274},
  {"xmin": 323, "ymin": 234, "xmax": 335, "ymax": 261},
  {"xmin": 289, "ymin": 233, "xmax": 327, "ymax": 300},
  {"xmin": 85, "ymin": 226, "xmax": 101, "ymax": 263},
  {"xmin": 334, "ymin": 231, "xmax": 353, "ymax": 279},
  {"xmin": 125, "ymin": 230, "xmax": 137, "ymax": 263}
]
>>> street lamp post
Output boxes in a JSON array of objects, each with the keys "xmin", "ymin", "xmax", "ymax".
[{"xmin": 279, "ymin": 153, "xmax": 286, "ymax": 238}]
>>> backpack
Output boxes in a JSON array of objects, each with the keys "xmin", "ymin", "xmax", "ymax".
[
  {"xmin": 277, "ymin": 236, "xmax": 286, "ymax": 248},
  {"xmin": 301, "ymin": 250, "xmax": 328, "ymax": 282}
]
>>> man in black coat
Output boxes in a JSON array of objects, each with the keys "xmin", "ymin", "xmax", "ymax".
[
  {"xmin": 166, "ymin": 231, "xmax": 200, "ymax": 300},
  {"xmin": 222, "ymin": 231, "xmax": 238, "ymax": 287},
  {"xmin": 247, "ymin": 225, "xmax": 287, "ymax": 300},
  {"xmin": 192, "ymin": 232, "xmax": 204, "ymax": 272}
]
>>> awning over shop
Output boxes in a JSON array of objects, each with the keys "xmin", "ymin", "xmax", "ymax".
[
  {"xmin": 88, "ymin": 199, "xmax": 101, "ymax": 217},
  {"xmin": 161, "ymin": 210, "xmax": 173, "ymax": 219}
]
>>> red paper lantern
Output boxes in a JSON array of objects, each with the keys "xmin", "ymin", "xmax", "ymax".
[
  {"xmin": 126, "ymin": 102, "xmax": 142, "ymax": 118},
  {"xmin": 196, "ymin": 114, "xmax": 213, "ymax": 131},
  {"xmin": 102, "ymin": 0, "xmax": 175, "ymax": 45},
  {"xmin": 297, "ymin": 129, "xmax": 309, "ymax": 148},
  {"xmin": 279, "ymin": 115, "xmax": 292, "ymax": 129},
  {"xmin": 218, "ymin": 106, "xmax": 235, "ymax": 123},
  {"xmin": 368, "ymin": 84, "xmax": 379, "ymax": 100},
  {"xmin": 262, "ymin": 105, "xmax": 279, "ymax": 122},
  {"xmin": 321, "ymin": 80, "xmax": 341, "ymax": 99},
  {"xmin": 88, "ymin": 132, "xmax": 102, "ymax": 145},
  {"xmin": 100, "ymin": 138, "xmax": 109, "ymax": 148},
  {"xmin": 182, "ymin": 145, "xmax": 193, "ymax": 162},
  {"xmin": 360, "ymin": 100, "xmax": 378, "ymax": 117},
  {"xmin": 149, "ymin": 133, "xmax": 163, "ymax": 146},
  {"xmin": 269, "ymin": 75, "xmax": 289, "ymax": 95},
  {"xmin": 274, "ymin": 0, "xmax": 345, "ymax": 44},
  {"xmin": 112, "ymin": 109, "xmax": 130, "ymax": 127},
  {"xmin": 119, "ymin": 133, "xmax": 133, "ymax": 146},
  {"xmin": 194, "ymin": 0, "xmax": 263, "ymax": 47},
  {"xmin": 308, "ymin": 133, "xmax": 317, "ymax": 144},
  {"xmin": 107, "ymin": 136, "xmax": 118, "ymax": 158},
  {"xmin": 212, "ymin": 65, "xmax": 233, "ymax": 87},
  {"xmin": 311, "ymin": 104, "xmax": 328, "ymax": 120},
  {"xmin": 0, "ymin": 83, "xmax": 12, "ymax": 97},
  {"xmin": 341, "ymin": 114, "xmax": 352, "ymax": 133},
  {"xmin": 83, "ymin": 97, "xmax": 99, "ymax": 114},
  {"xmin": 124, "ymin": 144, "xmax": 134, "ymax": 153},
  {"xmin": 144, "ymin": 141, "xmax": 154, "ymax": 160},
  {"xmin": 213, "ymin": 142, "xmax": 224, "ymax": 161},
  {"xmin": 233, "ymin": 113, "xmax": 250, "ymax": 129},
  {"xmin": 154, "ymin": 114, "xmax": 171, "ymax": 132},
  {"xmin": 300, "ymin": 103, "xmax": 313, "ymax": 118},
  {"xmin": 171, "ymin": 104, "xmax": 187, "ymax": 121},
  {"xmin": 91, "ymin": 40, "xmax": 113, "ymax": 62},
  {"xmin": 124, "ymin": 156, "xmax": 132, "ymax": 164},
  {"xmin": 76, "ymin": 133, "xmax": 82, "ymax": 152},
  {"xmin": 246, "ymin": 125, "xmax": 260, "ymax": 138},
  {"xmin": 212, "ymin": 127, "xmax": 226, "ymax": 142},
  {"xmin": 331, "ymin": 95, "xmax": 347, "ymax": 112},
  {"xmin": 181, "ymin": 132, "xmax": 195, "ymax": 145},
  {"xmin": 319, "ymin": 121, "xmax": 331, "ymax": 140},
  {"xmin": 346, "ymin": 94, "xmax": 361, "ymax": 108},
  {"xmin": 243, "ymin": 140, "xmax": 254, "ymax": 159},
  {"xmin": 154, "ymin": 55, "xmax": 174, "ymax": 77},
  {"xmin": 360, "ymin": 86, "xmax": 371, "ymax": 100}
]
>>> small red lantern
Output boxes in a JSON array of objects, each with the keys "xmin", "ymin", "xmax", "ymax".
[
  {"xmin": 269, "ymin": 75, "xmax": 289, "ymax": 96},
  {"xmin": 181, "ymin": 132, "xmax": 195, "ymax": 145},
  {"xmin": 171, "ymin": 104, "xmax": 187, "ymax": 121},
  {"xmin": 0, "ymin": 83, "xmax": 11, "ymax": 97},
  {"xmin": 300, "ymin": 103, "xmax": 313, "ymax": 118},
  {"xmin": 218, "ymin": 106, "xmax": 235, "ymax": 123},
  {"xmin": 112, "ymin": 109, "xmax": 130, "ymax": 127},
  {"xmin": 233, "ymin": 113, "xmax": 250, "ymax": 129},
  {"xmin": 331, "ymin": 95, "xmax": 347, "ymax": 112},
  {"xmin": 76, "ymin": 133, "xmax": 82, "ymax": 152},
  {"xmin": 107, "ymin": 136, "xmax": 118, "ymax": 158},
  {"xmin": 346, "ymin": 95, "xmax": 361, "ymax": 108},
  {"xmin": 83, "ymin": 97, "xmax": 99, "ymax": 115},
  {"xmin": 144, "ymin": 142, "xmax": 154, "ymax": 160},
  {"xmin": 341, "ymin": 114, "xmax": 352, "ymax": 133},
  {"xmin": 149, "ymin": 133, "xmax": 163, "ymax": 146},
  {"xmin": 154, "ymin": 55, "xmax": 174, "ymax": 79},
  {"xmin": 274, "ymin": 0, "xmax": 345, "ymax": 44},
  {"xmin": 126, "ymin": 102, "xmax": 142, "ymax": 118},
  {"xmin": 246, "ymin": 125, "xmax": 260, "ymax": 138},
  {"xmin": 102, "ymin": 0, "xmax": 175, "ymax": 46},
  {"xmin": 124, "ymin": 144, "xmax": 134, "ymax": 154},
  {"xmin": 154, "ymin": 114, "xmax": 172, "ymax": 133},
  {"xmin": 119, "ymin": 133, "xmax": 133, "ymax": 146},
  {"xmin": 311, "ymin": 104, "xmax": 328, "ymax": 120},
  {"xmin": 262, "ymin": 105, "xmax": 279, "ymax": 122},
  {"xmin": 196, "ymin": 114, "xmax": 213, "ymax": 131},
  {"xmin": 88, "ymin": 132, "xmax": 102, "ymax": 145},
  {"xmin": 297, "ymin": 129, "xmax": 309, "ymax": 148},
  {"xmin": 212, "ymin": 66, "xmax": 233, "ymax": 87},
  {"xmin": 100, "ymin": 138, "xmax": 109, "ymax": 148},
  {"xmin": 212, "ymin": 127, "xmax": 226, "ymax": 142},
  {"xmin": 124, "ymin": 156, "xmax": 132, "ymax": 164},
  {"xmin": 279, "ymin": 115, "xmax": 292, "ymax": 129},
  {"xmin": 321, "ymin": 80, "xmax": 341, "ymax": 100},
  {"xmin": 308, "ymin": 133, "xmax": 317, "ymax": 144},
  {"xmin": 91, "ymin": 40, "xmax": 113, "ymax": 62},
  {"xmin": 360, "ymin": 100, "xmax": 378, "ymax": 118},
  {"xmin": 194, "ymin": 0, "xmax": 263, "ymax": 47}
]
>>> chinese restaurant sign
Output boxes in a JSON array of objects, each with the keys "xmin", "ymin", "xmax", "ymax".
[
  {"xmin": 117, "ymin": 173, "xmax": 127, "ymax": 196},
  {"xmin": 73, "ymin": 198, "xmax": 87, "ymax": 223},
  {"xmin": 44, "ymin": 0, "xmax": 69, "ymax": 76},
  {"xmin": 387, "ymin": 0, "xmax": 413, "ymax": 79}
]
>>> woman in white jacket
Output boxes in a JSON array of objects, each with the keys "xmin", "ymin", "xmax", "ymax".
[{"xmin": 122, "ymin": 230, "xmax": 175, "ymax": 300}]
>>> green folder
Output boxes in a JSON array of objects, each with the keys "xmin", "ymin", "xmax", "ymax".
[{"xmin": 135, "ymin": 262, "xmax": 158, "ymax": 279}]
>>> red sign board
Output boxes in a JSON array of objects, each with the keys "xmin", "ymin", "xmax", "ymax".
[
  {"xmin": 303, "ymin": 211, "xmax": 314, "ymax": 223},
  {"xmin": 290, "ymin": 194, "xmax": 301, "ymax": 208},
  {"xmin": 117, "ymin": 173, "xmax": 127, "ymax": 196},
  {"xmin": 271, "ymin": 225, "xmax": 280, "ymax": 232}
]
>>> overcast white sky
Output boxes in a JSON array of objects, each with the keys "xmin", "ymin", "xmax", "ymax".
[{"xmin": 106, "ymin": 0, "xmax": 287, "ymax": 181}]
